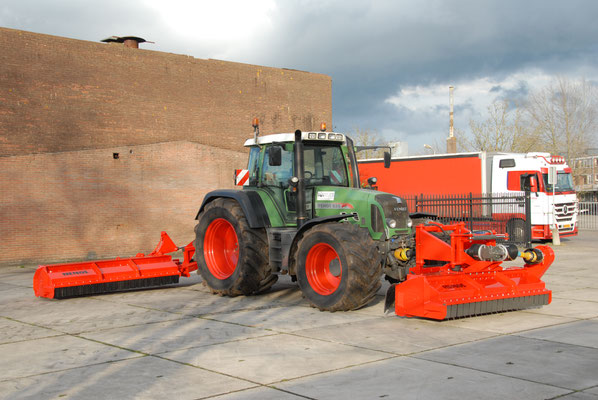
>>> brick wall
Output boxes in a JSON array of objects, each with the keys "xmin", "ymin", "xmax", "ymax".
[
  {"xmin": 0, "ymin": 141, "xmax": 246, "ymax": 265},
  {"xmin": 0, "ymin": 27, "xmax": 332, "ymax": 266},
  {"xmin": 0, "ymin": 28, "xmax": 331, "ymax": 157}
]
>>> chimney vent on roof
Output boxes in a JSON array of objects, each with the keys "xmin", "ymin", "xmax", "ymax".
[{"xmin": 101, "ymin": 36, "xmax": 153, "ymax": 49}]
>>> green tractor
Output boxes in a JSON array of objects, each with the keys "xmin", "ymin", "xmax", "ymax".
[{"xmin": 194, "ymin": 123, "xmax": 413, "ymax": 311}]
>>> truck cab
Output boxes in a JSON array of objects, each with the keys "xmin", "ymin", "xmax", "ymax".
[{"xmin": 492, "ymin": 152, "xmax": 578, "ymax": 239}]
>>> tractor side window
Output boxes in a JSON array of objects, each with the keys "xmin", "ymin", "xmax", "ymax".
[
  {"xmin": 247, "ymin": 146, "xmax": 260, "ymax": 184},
  {"xmin": 261, "ymin": 145, "xmax": 294, "ymax": 187}
]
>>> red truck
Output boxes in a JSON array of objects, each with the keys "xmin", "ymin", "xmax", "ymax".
[{"xmin": 358, "ymin": 151, "xmax": 578, "ymax": 240}]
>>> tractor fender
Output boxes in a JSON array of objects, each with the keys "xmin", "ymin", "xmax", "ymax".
[
  {"xmin": 296, "ymin": 214, "xmax": 357, "ymax": 237},
  {"xmin": 196, "ymin": 190, "xmax": 271, "ymax": 228}
]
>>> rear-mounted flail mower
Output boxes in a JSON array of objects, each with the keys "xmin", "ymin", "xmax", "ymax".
[{"xmin": 33, "ymin": 122, "xmax": 553, "ymax": 320}]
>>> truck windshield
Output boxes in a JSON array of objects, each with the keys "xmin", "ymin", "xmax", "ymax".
[
  {"xmin": 303, "ymin": 144, "xmax": 348, "ymax": 187},
  {"xmin": 543, "ymin": 172, "xmax": 575, "ymax": 193}
]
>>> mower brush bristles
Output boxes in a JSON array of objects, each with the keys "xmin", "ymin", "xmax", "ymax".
[
  {"xmin": 52, "ymin": 275, "xmax": 180, "ymax": 299},
  {"xmin": 444, "ymin": 294, "xmax": 550, "ymax": 319}
]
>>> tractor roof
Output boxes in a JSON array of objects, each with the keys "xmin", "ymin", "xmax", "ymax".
[{"xmin": 244, "ymin": 131, "xmax": 346, "ymax": 147}]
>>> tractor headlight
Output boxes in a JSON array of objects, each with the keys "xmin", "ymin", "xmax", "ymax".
[
  {"xmin": 386, "ymin": 218, "xmax": 397, "ymax": 229},
  {"xmin": 308, "ymin": 133, "xmax": 317, "ymax": 139},
  {"xmin": 407, "ymin": 218, "xmax": 413, "ymax": 228}
]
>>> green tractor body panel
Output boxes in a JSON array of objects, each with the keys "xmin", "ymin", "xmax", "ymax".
[{"xmin": 248, "ymin": 185, "xmax": 410, "ymax": 241}]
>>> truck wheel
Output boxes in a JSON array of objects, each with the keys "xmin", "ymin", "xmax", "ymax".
[
  {"xmin": 296, "ymin": 223, "xmax": 382, "ymax": 311},
  {"xmin": 195, "ymin": 198, "xmax": 277, "ymax": 296},
  {"xmin": 506, "ymin": 218, "xmax": 526, "ymax": 243}
]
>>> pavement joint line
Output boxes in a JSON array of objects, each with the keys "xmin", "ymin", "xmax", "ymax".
[
  {"xmin": 149, "ymin": 353, "xmax": 320, "ymax": 400},
  {"xmin": 73, "ymin": 334, "xmax": 152, "ymax": 356},
  {"xmin": 149, "ymin": 353, "xmax": 268, "ymax": 388},
  {"xmin": 148, "ymin": 331, "xmax": 282, "ymax": 355},
  {"xmin": 259, "ymin": 354, "xmax": 401, "ymax": 386},
  {"xmin": 0, "ymin": 355, "xmax": 146, "ymax": 384},
  {"xmin": 407, "ymin": 351, "xmax": 586, "ymax": 392},
  {"xmin": 546, "ymin": 391, "xmax": 591, "ymax": 400},
  {"xmin": 255, "ymin": 386, "xmax": 318, "ymax": 400},
  {"xmin": 148, "ymin": 337, "xmax": 401, "ymax": 390},
  {"xmin": 195, "ymin": 311, "xmax": 381, "ymax": 332},
  {"xmin": 268, "ymin": 329, "xmax": 403, "ymax": 356},
  {"xmin": 511, "ymin": 333, "xmax": 598, "ymax": 351},
  {"xmin": 78, "ymin": 325, "xmax": 281, "ymax": 359},
  {"xmin": 62, "ymin": 315, "xmax": 197, "ymax": 335},
  {"xmin": 512, "ymin": 318, "xmax": 598, "ymax": 336},
  {"xmin": 0, "ymin": 315, "xmax": 68, "ymax": 344},
  {"xmin": 0, "ymin": 281, "xmax": 32, "ymax": 289},
  {"xmin": 97, "ymin": 295, "xmax": 301, "ymax": 318},
  {"xmin": 197, "ymin": 385, "xmax": 316, "ymax": 400}
]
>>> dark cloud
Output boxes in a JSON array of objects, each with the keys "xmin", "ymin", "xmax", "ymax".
[{"xmin": 2, "ymin": 0, "xmax": 598, "ymax": 151}]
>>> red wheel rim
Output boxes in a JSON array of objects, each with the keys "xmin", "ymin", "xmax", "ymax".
[
  {"xmin": 305, "ymin": 243, "xmax": 342, "ymax": 295},
  {"xmin": 204, "ymin": 218, "xmax": 239, "ymax": 279}
]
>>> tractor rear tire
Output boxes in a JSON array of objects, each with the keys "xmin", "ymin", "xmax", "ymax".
[
  {"xmin": 296, "ymin": 223, "xmax": 383, "ymax": 311},
  {"xmin": 195, "ymin": 198, "xmax": 277, "ymax": 296}
]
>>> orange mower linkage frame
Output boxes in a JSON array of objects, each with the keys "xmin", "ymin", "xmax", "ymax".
[
  {"xmin": 384, "ymin": 222, "xmax": 553, "ymax": 320},
  {"xmin": 33, "ymin": 232, "xmax": 197, "ymax": 299}
]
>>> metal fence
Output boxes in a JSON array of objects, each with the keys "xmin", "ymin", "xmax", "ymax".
[
  {"xmin": 400, "ymin": 192, "xmax": 532, "ymax": 247},
  {"xmin": 578, "ymin": 201, "xmax": 598, "ymax": 230}
]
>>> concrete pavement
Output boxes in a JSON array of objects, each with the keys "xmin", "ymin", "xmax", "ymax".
[{"xmin": 1, "ymin": 231, "xmax": 597, "ymax": 399}]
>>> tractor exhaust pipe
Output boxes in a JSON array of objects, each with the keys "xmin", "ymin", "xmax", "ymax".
[{"xmin": 294, "ymin": 130, "xmax": 307, "ymax": 228}]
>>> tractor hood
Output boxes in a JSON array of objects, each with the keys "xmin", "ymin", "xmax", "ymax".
[{"xmin": 313, "ymin": 186, "xmax": 412, "ymax": 240}]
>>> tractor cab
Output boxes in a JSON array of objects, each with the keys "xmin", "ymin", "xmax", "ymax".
[{"xmin": 243, "ymin": 129, "xmax": 362, "ymax": 226}]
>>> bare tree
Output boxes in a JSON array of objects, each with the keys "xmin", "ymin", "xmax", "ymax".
[
  {"xmin": 350, "ymin": 127, "xmax": 386, "ymax": 160},
  {"xmin": 525, "ymin": 77, "xmax": 598, "ymax": 162},
  {"xmin": 461, "ymin": 100, "xmax": 538, "ymax": 153}
]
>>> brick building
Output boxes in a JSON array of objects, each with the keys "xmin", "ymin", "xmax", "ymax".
[{"xmin": 0, "ymin": 27, "xmax": 332, "ymax": 265}]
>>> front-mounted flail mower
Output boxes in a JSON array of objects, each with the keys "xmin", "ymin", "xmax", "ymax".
[
  {"xmin": 33, "ymin": 121, "xmax": 554, "ymax": 320},
  {"xmin": 384, "ymin": 222, "xmax": 553, "ymax": 320}
]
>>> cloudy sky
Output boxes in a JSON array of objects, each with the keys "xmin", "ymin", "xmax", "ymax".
[{"xmin": 2, "ymin": 0, "xmax": 598, "ymax": 154}]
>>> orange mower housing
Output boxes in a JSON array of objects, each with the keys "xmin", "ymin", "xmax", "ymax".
[
  {"xmin": 385, "ymin": 223, "xmax": 553, "ymax": 320},
  {"xmin": 33, "ymin": 232, "xmax": 197, "ymax": 299}
]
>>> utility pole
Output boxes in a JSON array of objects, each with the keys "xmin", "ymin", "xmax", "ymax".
[{"xmin": 446, "ymin": 85, "xmax": 457, "ymax": 153}]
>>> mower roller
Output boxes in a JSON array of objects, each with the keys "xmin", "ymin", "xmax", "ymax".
[
  {"xmin": 33, "ymin": 232, "xmax": 197, "ymax": 299},
  {"xmin": 384, "ymin": 222, "xmax": 553, "ymax": 320}
]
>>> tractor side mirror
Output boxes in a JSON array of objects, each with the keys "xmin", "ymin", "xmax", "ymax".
[
  {"xmin": 366, "ymin": 177, "xmax": 378, "ymax": 190},
  {"xmin": 269, "ymin": 146, "xmax": 282, "ymax": 166},
  {"xmin": 384, "ymin": 151, "xmax": 391, "ymax": 168}
]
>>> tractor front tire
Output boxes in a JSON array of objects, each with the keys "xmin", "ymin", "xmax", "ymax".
[
  {"xmin": 195, "ymin": 198, "xmax": 277, "ymax": 296},
  {"xmin": 296, "ymin": 223, "xmax": 383, "ymax": 311}
]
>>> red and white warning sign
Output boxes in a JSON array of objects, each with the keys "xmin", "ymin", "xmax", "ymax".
[{"xmin": 235, "ymin": 169, "xmax": 249, "ymax": 186}]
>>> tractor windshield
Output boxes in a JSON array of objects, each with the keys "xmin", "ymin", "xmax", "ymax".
[
  {"xmin": 303, "ymin": 144, "xmax": 348, "ymax": 187},
  {"xmin": 257, "ymin": 143, "xmax": 350, "ymax": 188}
]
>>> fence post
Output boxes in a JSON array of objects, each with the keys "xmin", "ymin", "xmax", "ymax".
[
  {"xmin": 525, "ymin": 190, "xmax": 532, "ymax": 248},
  {"xmin": 468, "ymin": 192, "xmax": 474, "ymax": 232}
]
